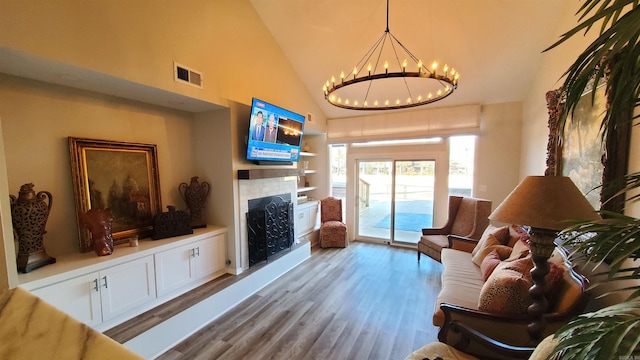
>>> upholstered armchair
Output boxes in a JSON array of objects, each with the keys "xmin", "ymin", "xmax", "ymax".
[
  {"xmin": 418, "ymin": 196, "xmax": 492, "ymax": 262},
  {"xmin": 320, "ymin": 197, "xmax": 348, "ymax": 248}
]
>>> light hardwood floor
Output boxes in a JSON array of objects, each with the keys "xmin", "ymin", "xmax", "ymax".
[{"xmin": 110, "ymin": 241, "xmax": 444, "ymax": 360}]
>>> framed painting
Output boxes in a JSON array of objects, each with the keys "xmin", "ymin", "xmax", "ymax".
[
  {"xmin": 69, "ymin": 137, "xmax": 162, "ymax": 252},
  {"xmin": 545, "ymin": 82, "xmax": 630, "ymax": 213}
]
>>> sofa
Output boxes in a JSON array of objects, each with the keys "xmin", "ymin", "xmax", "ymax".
[{"xmin": 433, "ymin": 224, "xmax": 589, "ymax": 355}]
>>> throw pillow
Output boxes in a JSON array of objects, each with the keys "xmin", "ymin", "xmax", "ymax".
[
  {"xmin": 478, "ymin": 267, "xmax": 533, "ymax": 314},
  {"xmin": 480, "ymin": 250, "xmax": 501, "ymax": 281},
  {"xmin": 507, "ymin": 225, "xmax": 530, "ymax": 247},
  {"xmin": 472, "ymin": 226, "xmax": 510, "ymax": 256},
  {"xmin": 505, "ymin": 236, "xmax": 531, "ymax": 262},
  {"xmin": 543, "ymin": 262, "xmax": 565, "ymax": 310},
  {"xmin": 471, "ymin": 242, "xmax": 512, "ymax": 266}
]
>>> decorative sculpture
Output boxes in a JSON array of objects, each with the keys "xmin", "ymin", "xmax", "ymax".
[
  {"xmin": 10, "ymin": 183, "xmax": 56, "ymax": 273},
  {"xmin": 179, "ymin": 176, "xmax": 210, "ymax": 229},
  {"xmin": 152, "ymin": 205, "xmax": 193, "ymax": 240},
  {"xmin": 81, "ymin": 208, "xmax": 115, "ymax": 256}
]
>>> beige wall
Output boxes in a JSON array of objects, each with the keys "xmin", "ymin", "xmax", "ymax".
[
  {"xmin": 0, "ymin": 0, "xmax": 327, "ymax": 289},
  {"xmin": 0, "ymin": 0, "xmax": 326, "ymax": 131},
  {"xmin": 520, "ymin": 2, "xmax": 599, "ymax": 177},
  {"xmin": 475, "ymin": 102, "xmax": 523, "ymax": 209}
]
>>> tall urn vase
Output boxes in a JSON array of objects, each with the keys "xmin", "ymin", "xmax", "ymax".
[
  {"xmin": 179, "ymin": 176, "xmax": 210, "ymax": 229},
  {"xmin": 10, "ymin": 183, "xmax": 56, "ymax": 273}
]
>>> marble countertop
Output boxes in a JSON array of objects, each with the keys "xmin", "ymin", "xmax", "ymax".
[{"xmin": 0, "ymin": 287, "xmax": 143, "ymax": 360}]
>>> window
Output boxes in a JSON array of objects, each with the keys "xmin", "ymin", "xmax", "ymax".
[{"xmin": 448, "ymin": 136, "xmax": 476, "ymax": 197}]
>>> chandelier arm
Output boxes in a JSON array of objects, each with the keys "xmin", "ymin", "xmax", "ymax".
[
  {"xmin": 387, "ymin": 31, "xmax": 422, "ymax": 66},
  {"xmin": 386, "ymin": 36, "xmax": 416, "ymax": 101},
  {"xmin": 354, "ymin": 32, "xmax": 388, "ymax": 77}
]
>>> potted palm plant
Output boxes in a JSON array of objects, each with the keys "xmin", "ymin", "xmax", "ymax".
[{"xmin": 545, "ymin": 0, "xmax": 640, "ymax": 359}]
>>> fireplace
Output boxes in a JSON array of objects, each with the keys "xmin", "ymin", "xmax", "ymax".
[{"xmin": 246, "ymin": 194, "xmax": 294, "ymax": 267}]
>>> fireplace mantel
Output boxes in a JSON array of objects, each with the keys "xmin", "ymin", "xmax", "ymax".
[{"xmin": 237, "ymin": 169, "xmax": 300, "ymax": 180}]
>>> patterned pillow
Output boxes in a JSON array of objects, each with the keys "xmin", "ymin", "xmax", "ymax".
[{"xmin": 478, "ymin": 266, "xmax": 533, "ymax": 314}]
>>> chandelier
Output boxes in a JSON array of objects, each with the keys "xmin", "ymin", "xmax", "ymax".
[{"xmin": 323, "ymin": 0, "xmax": 459, "ymax": 111}]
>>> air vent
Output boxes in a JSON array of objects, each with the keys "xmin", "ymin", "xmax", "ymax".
[{"xmin": 174, "ymin": 62, "xmax": 203, "ymax": 88}]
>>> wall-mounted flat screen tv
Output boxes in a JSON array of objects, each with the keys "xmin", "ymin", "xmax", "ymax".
[{"xmin": 246, "ymin": 98, "xmax": 305, "ymax": 164}]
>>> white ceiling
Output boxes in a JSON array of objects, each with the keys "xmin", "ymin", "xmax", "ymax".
[{"xmin": 250, "ymin": 0, "xmax": 570, "ymax": 119}]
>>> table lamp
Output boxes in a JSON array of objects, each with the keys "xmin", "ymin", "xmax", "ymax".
[{"xmin": 488, "ymin": 175, "xmax": 600, "ymax": 341}]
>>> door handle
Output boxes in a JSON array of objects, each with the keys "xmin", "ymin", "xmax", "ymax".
[
  {"xmin": 102, "ymin": 276, "xmax": 108, "ymax": 289},
  {"xmin": 93, "ymin": 278, "xmax": 99, "ymax": 292},
  {"xmin": 195, "ymin": 247, "xmax": 200, "ymax": 257}
]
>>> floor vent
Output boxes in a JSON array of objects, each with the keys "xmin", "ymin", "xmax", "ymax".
[{"xmin": 174, "ymin": 62, "xmax": 203, "ymax": 88}]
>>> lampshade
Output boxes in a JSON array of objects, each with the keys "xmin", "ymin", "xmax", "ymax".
[{"xmin": 489, "ymin": 176, "xmax": 600, "ymax": 231}]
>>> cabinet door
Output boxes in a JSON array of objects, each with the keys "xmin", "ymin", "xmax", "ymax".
[
  {"xmin": 155, "ymin": 244, "xmax": 196, "ymax": 297},
  {"xmin": 31, "ymin": 272, "xmax": 102, "ymax": 327},
  {"xmin": 100, "ymin": 255, "xmax": 156, "ymax": 321},
  {"xmin": 194, "ymin": 234, "xmax": 226, "ymax": 280},
  {"xmin": 309, "ymin": 204, "xmax": 319, "ymax": 230},
  {"xmin": 297, "ymin": 208, "xmax": 311, "ymax": 235}
]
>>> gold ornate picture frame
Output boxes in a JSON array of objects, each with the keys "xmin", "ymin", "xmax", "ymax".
[
  {"xmin": 545, "ymin": 84, "xmax": 630, "ymax": 213},
  {"xmin": 69, "ymin": 137, "xmax": 162, "ymax": 252}
]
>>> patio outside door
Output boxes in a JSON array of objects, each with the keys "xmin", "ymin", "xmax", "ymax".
[{"xmin": 357, "ymin": 159, "xmax": 435, "ymax": 245}]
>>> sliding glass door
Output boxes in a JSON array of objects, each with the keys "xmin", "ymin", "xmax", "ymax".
[{"xmin": 356, "ymin": 159, "xmax": 434, "ymax": 245}]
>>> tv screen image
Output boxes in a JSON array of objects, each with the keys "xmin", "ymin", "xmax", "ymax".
[{"xmin": 246, "ymin": 98, "xmax": 305, "ymax": 163}]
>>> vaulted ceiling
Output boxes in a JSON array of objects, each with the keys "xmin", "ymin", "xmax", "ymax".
[{"xmin": 250, "ymin": 0, "xmax": 571, "ymax": 119}]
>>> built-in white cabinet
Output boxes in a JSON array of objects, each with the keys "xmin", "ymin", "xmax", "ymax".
[
  {"xmin": 31, "ymin": 272, "xmax": 102, "ymax": 327},
  {"xmin": 21, "ymin": 227, "xmax": 227, "ymax": 331},
  {"xmin": 31, "ymin": 255, "xmax": 155, "ymax": 326},
  {"xmin": 296, "ymin": 200, "xmax": 319, "ymax": 247},
  {"xmin": 155, "ymin": 233, "xmax": 226, "ymax": 297},
  {"xmin": 100, "ymin": 256, "xmax": 156, "ymax": 321}
]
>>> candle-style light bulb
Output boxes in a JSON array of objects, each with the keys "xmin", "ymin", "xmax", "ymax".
[
  {"xmin": 364, "ymin": 100, "xmax": 368, "ymax": 107},
  {"xmin": 340, "ymin": 71, "xmax": 345, "ymax": 82},
  {"xmin": 428, "ymin": 93, "xmax": 432, "ymax": 99},
  {"xmin": 417, "ymin": 95, "xmax": 423, "ymax": 101},
  {"xmin": 432, "ymin": 61, "xmax": 438, "ymax": 75},
  {"xmin": 443, "ymin": 64, "xmax": 449, "ymax": 77},
  {"xmin": 402, "ymin": 59, "xmax": 407, "ymax": 72},
  {"xmin": 331, "ymin": 76, "xmax": 335, "ymax": 85},
  {"xmin": 396, "ymin": 99, "xmax": 400, "ymax": 106},
  {"xmin": 418, "ymin": 60, "xmax": 423, "ymax": 73},
  {"xmin": 385, "ymin": 100, "xmax": 389, "ymax": 106},
  {"xmin": 355, "ymin": 100, "xmax": 359, "ymax": 106},
  {"xmin": 374, "ymin": 100, "xmax": 378, "ymax": 107},
  {"xmin": 353, "ymin": 66, "xmax": 358, "ymax": 79},
  {"xmin": 330, "ymin": 94, "xmax": 336, "ymax": 102},
  {"xmin": 345, "ymin": 99, "xmax": 350, "ymax": 105},
  {"xmin": 338, "ymin": 97, "xmax": 342, "ymax": 104},
  {"xmin": 437, "ymin": 90, "xmax": 442, "ymax": 96},
  {"xmin": 407, "ymin": 97, "xmax": 411, "ymax": 104},
  {"xmin": 384, "ymin": 61, "xmax": 389, "ymax": 74},
  {"xmin": 367, "ymin": 63, "xmax": 372, "ymax": 75}
]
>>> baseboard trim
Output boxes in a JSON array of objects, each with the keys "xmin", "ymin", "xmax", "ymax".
[{"xmin": 123, "ymin": 242, "xmax": 311, "ymax": 359}]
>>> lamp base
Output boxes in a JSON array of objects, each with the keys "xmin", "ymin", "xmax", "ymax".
[{"xmin": 526, "ymin": 227, "xmax": 556, "ymax": 342}]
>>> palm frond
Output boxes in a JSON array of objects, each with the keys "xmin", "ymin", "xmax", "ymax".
[{"xmin": 550, "ymin": 300, "xmax": 640, "ymax": 360}]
